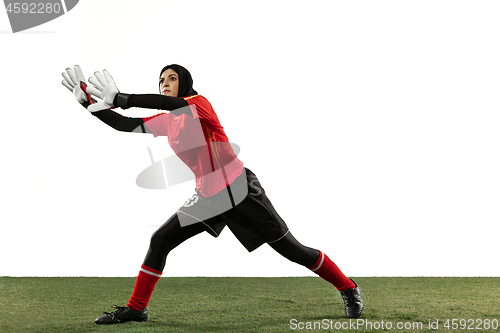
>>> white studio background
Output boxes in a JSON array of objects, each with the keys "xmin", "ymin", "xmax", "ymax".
[{"xmin": 0, "ymin": 0, "xmax": 499, "ymax": 277}]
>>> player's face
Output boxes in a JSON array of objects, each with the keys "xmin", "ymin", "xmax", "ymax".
[{"xmin": 159, "ymin": 68, "xmax": 179, "ymax": 97}]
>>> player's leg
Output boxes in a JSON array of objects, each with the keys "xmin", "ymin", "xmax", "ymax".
[
  {"xmin": 268, "ymin": 232, "xmax": 363, "ymax": 318},
  {"xmin": 127, "ymin": 213, "xmax": 208, "ymax": 311},
  {"xmin": 142, "ymin": 213, "xmax": 208, "ymax": 272},
  {"xmin": 95, "ymin": 213, "xmax": 208, "ymax": 325},
  {"xmin": 267, "ymin": 232, "xmax": 318, "ymax": 267},
  {"xmin": 221, "ymin": 167, "xmax": 363, "ymax": 318},
  {"xmin": 268, "ymin": 232, "xmax": 353, "ymax": 289}
]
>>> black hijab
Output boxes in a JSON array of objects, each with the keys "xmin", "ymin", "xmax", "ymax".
[{"xmin": 159, "ymin": 64, "xmax": 198, "ymax": 97}]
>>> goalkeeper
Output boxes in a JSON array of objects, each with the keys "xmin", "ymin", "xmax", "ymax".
[{"xmin": 62, "ymin": 64, "xmax": 363, "ymax": 325}]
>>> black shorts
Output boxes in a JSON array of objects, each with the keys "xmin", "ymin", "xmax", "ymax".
[{"xmin": 176, "ymin": 168, "xmax": 289, "ymax": 252}]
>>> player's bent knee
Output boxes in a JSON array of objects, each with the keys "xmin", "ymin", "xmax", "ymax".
[{"xmin": 148, "ymin": 231, "xmax": 174, "ymax": 254}]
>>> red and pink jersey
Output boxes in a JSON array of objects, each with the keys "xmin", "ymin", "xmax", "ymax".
[{"xmin": 142, "ymin": 95, "xmax": 244, "ymax": 197}]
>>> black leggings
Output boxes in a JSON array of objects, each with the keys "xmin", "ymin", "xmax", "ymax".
[{"xmin": 143, "ymin": 213, "xmax": 320, "ymax": 272}]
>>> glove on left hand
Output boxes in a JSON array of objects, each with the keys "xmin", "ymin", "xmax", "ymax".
[{"xmin": 86, "ymin": 70, "xmax": 120, "ymax": 112}]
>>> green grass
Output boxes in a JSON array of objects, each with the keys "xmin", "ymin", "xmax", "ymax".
[{"xmin": 0, "ymin": 277, "xmax": 499, "ymax": 332}]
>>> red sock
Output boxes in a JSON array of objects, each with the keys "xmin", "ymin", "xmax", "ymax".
[
  {"xmin": 127, "ymin": 265, "xmax": 162, "ymax": 311},
  {"xmin": 309, "ymin": 251, "xmax": 355, "ymax": 291}
]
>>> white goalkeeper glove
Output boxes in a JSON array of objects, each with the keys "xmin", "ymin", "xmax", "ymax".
[
  {"xmin": 86, "ymin": 70, "xmax": 124, "ymax": 112},
  {"xmin": 61, "ymin": 65, "xmax": 90, "ymax": 105}
]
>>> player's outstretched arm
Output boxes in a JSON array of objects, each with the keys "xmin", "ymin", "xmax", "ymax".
[
  {"xmin": 61, "ymin": 65, "xmax": 152, "ymax": 134},
  {"xmin": 87, "ymin": 69, "xmax": 192, "ymax": 116},
  {"xmin": 118, "ymin": 94, "xmax": 192, "ymax": 117},
  {"xmin": 91, "ymin": 108, "xmax": 152, "ymax": 134}
]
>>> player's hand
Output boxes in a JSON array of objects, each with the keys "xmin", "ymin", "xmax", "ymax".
[
  {"xmin": 61, "ymin": 65, "xmax": 89, "ymax": 104},
  {"xmin": 87, "ymin": 70, "xmax": 119, "ymax": 112}
]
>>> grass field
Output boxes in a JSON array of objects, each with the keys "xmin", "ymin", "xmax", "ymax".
[{"xmin": 1, "ymin": 277, "xmax": 499, "ymax": 332}]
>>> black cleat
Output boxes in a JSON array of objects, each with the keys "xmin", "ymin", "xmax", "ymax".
[
  {"xmin": 339, "ymin": 279, "xmax": 363, "ymax": 318},
  {"xmin": 95, "ymin": 305, "xmax": 148, "ymax": 324}
]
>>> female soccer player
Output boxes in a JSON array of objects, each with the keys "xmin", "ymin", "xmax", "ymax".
[{"xmin": 61, "ymin": 64, "xmax": 363, "ymax": 325}]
